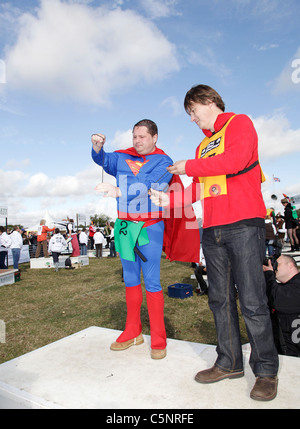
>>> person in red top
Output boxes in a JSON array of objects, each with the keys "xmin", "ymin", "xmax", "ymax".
[
  {"xmin": 151, "ymin": 85, "xmax": 279, "ymax": 401},
  {"xmin": 35, "ymin": 219, "xmax": 55, "ymax": 258},
  {"xmin": 88, "ymin": 222, "xmax": 96, "ymax": 250}
]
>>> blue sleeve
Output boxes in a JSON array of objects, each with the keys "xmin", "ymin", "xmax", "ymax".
[{"xmin": 91, "ymin": 147, "xmax": 119, "ymax": 177}]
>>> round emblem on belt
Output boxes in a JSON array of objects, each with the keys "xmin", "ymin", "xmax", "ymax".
[{"xmin": 209, "ymin": 184, "xmax": 221, "ymax": 197}]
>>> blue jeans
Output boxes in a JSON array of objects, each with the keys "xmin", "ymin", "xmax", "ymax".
[
  {"xmin": 203, "ymin": 224, "xmax": 278, "ymax": 377},
  {"xmin": 11, "ymin": 248, "xmax": 21, "ymax": 270},
  {"xmin": 80, "ymin": 244, "xmax": 87, "ymax": 255},
  {"xmin": 110, "ymin": 240, "xmax": 116, "ymax": 257}
]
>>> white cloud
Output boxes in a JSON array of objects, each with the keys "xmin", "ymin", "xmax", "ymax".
[
  {"xmin": 229, "ymin": 0, "xmax": 295, "ymax": 23},
  {"xmin": 139, "ymin": 0, "xmax": 180, "ymax": 19},
  {"xmin": 0, "ymin": 169, "xmax": 28, "ymax": 197},
  {"xmin": 185, "ymin": 46, "xmax": 232, "ymax": 81},
  {"xmin": 4, "ymin": 0, "xmax": 179, "ymax": 104},
  {"xmin": 253, "ymin": 113, "xmax": 300, "ymax": 159},
  {"xmin": 109, "ymin": 130, "xmax": 133, "ymax": 150},
  {"xmin": 0, "ymin": 162, "xmax": 118, "ymax": 225},
  {"xmin": 22, "ymin": 172, "xmax": 50, "ymax": 197},
  {"xmin": 254, "ymin": 43, "xmax": 279, "ymax": 51},
  {"xmin": 22, "ymin": 162, "xmax": 116, "ymax": 199},
  {"xmin": 5, "ymin": 158, "xmax": 31, "ymax": 169},
  {"xmin": 160, "ymin": 96, "xmax": 181, "ymax": 116}
]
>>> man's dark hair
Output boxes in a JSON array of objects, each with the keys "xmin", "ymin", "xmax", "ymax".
[
  {"xmin": 184, "ymin": 84, "xmax": 225, "ymax": 113},
  {"xmin": 133, "ymin": 119, "xmax": 158, "ymax": 137}
]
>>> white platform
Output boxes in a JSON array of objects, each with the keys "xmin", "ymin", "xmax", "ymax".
[
  {"xmin": 0, "ymin": 269, "xmax": 18, "ymax": 287},
  {"xmin": 0, "ymin": 327, "xmax": 299, "ymax": 409},
  {"xmin": 30, "ymin": 255, "xmax": 89, "ymax": 269},
  {"xmin": 88, "ymin": 248, "xmax": 110, "ymax": 258}
]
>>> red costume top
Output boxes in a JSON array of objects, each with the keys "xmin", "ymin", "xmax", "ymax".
[
  {"xmin": 37, "ymin": 225, "xmax": 55, "ymax": 242},
  {"xmin": 177, "ymin": 112, "xmax": 266, "ymax": 229}
]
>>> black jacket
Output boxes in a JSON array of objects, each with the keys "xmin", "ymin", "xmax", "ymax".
[
  {"xmin": 283, "ymin": 203, "xmax": 297, "ymax": 229},
  {"xmin": 265, "ymin": 271, "xmax": 300, "ymax": 357}
]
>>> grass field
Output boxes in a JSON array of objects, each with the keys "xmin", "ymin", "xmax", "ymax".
[{"xmin": 0, "ymin": 255, "xmax": 248, "ymax": 364}]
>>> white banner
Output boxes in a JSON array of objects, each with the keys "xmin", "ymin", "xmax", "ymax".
[
  {"xmin": 291, "ymin": 194, "xmax": 300, "ymax": 205},
  {"xmin": 0, "ymin": 206, "xmax": 8, "ymax": 217},
  {"xmin": 7, "ymin": 245, "xmax": 30, "ymax": 265},
  {"xmin": 77, "ymin": 213, "xmax": 86, "ymax": 223}
]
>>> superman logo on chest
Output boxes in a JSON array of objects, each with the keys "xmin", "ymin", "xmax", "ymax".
[{"xmin": 125, "ymin": 159, "xmax": 149, "ymax": 176}]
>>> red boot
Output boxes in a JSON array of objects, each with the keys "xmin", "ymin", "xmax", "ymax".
[
  {"xmin": 146, "ymin": 290, "xmax": 167, "ymax": 358},
  {"xmin": 110, "ymin": 285, "xmax": 144, "ymax": 350}
]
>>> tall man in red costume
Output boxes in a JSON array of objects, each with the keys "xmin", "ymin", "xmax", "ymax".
[{"xmin": 151, "ymin": 85, "xmax": 279, "ymax": 401}]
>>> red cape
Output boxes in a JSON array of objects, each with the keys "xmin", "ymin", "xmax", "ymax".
[
  {"xmin": 116, "ymin": 146, "xmax": 167, "ymax": 159},
  {"xmin": 162, "ymin": 175, "xmax": 200, "ymax": 263}
]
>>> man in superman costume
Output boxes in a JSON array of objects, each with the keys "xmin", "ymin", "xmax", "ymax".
[{"xmin": 92, "ymin": 119, "xmax": 200, "ymax": 359}]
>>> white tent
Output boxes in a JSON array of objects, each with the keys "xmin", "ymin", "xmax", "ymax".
[{"xmin": 26, "ymin": 210, "xmax": 63, "ymax": 232}]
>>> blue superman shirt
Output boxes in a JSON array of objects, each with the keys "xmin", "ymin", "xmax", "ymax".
[{"xmin": 92, "ymin": 146, "xmax": 173, "ymax": 220}]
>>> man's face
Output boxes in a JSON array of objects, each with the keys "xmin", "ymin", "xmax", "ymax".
[
  {"xmin": 188, "ymin": 101, "xmax": 215, "ymax": 132},
  {"xmin": 275, "ymin": 255, "xmax": 292, "ymax": 283},
  {"xmin": 133, "ymin": 126, "xmax": 157, "ymax": 155}
]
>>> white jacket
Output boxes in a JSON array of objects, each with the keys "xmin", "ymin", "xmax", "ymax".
[
  {"xmin": 0, "ymin": 232, "xmax": 12, "ymax": 252},
  {"xmin": 10, "ymin": 231, "xmax": 23, "ymax": 249},
  {"xmin": 93, "ymin": 231, "xmax": 106, "ymax": 245},
  {"xmin": 48, "ymin": 233, "xmax": 67, "ymax": 253},
  {"xmin": 79, "ymin": 231, "xmax": 88, "ymax": 245}
]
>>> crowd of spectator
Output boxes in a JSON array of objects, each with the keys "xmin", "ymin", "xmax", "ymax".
[{"xmin": 0, "ymin": 220, "xmax": 116, "ymax": 269}]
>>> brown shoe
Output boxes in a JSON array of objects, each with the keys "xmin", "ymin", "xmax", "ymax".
[
  {"xmin": 110, "ymin": 333, "xmax": 144, "ymax": 351},
  {"xmin": 250, "ymin": 377, "xmax": 278, "ymax": 401},
  {"xmin": 195, "ymin": 365, "xmax": 244, "ymax": 384},
  {"xmin": 151, "ymin": 348, "xmax": 167, "ymax": 360}
]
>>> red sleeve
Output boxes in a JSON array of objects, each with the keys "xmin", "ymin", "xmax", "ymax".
[
  {"xmin": 44, "ymin": 226, "xmax": 55, "ymax": 232},
  {"xmin": 163, "ymin": 175, "xmax": 200, "ymax": 263},
  {"xmin": 185, "ymin": 115, "xmax": 258, "ymax": 178}
]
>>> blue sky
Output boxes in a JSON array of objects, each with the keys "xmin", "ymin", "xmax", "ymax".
[{"xmin": 0, "ymin": 0, "xmax": 300, "ymax": 228}]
